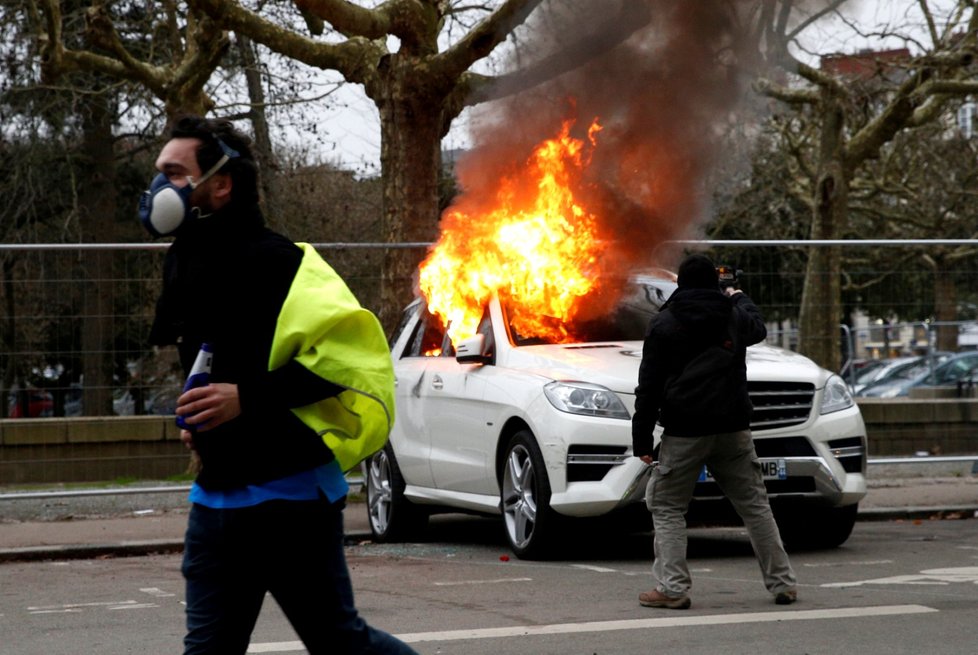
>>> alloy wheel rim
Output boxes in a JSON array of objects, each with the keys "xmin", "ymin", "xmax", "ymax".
[
  {"xmin": 502, "ymin": 444, "xmax": 537, "ymax": 549},
  {"xmin": 367, "ymin": 450, "xmax": 393, "ymax": 534}
]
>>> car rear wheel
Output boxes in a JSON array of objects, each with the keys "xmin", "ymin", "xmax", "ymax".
[
  {"xmin": 365, "ymin": 444, "xmax": 428, "ymax": 542},
  {"xmin": 776, "ymin": 503, "xmax": 858, "ymax": 550},
  {"xmin": 501, "ymin": 430, "xmax": 556, "ymax": 559}
]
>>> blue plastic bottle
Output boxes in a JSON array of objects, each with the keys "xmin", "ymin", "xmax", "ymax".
[{"xmin": 176, "ymin": 343, "xmax": 213, "ymax": 431}]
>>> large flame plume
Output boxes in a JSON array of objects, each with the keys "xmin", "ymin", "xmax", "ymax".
[{"xmin": 419, "ymin": 118, "xmax": 606, "ymax": 347}]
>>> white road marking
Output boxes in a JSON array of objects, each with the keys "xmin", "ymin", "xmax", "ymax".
[
  {"xmin": 28, "ymin": 601, "xmax": 137, "ymax": 611},
  {"xmin": 245, "ymin": 604, "xmax": 936, "ymax": 651},
  {"xmin": 249, "ymin": 643, "xmax": 303, "ymax": 653},
  {"xmin": 823, "ymin": 566, "xmax": 978, "ymax": 588},
  {"xmin": 28, "ymin": 609, "xmax": 84, "ymax": 615},
  {"xmin": 571, "ymin": 564, "xmax": 618, "ymax": 573},
  {"xmin": 28, "ymin": 599, "xmax": 158, "ymax": 614},
  {"xmin": 397, "ymin": 605, "xmax": 938, "ymax": 643},
  {"xmin": 140, "ymin": 587, "xmax": 176, "ymax": 598},
  {"xmin": 803, "ymin": 560, "xmax": 893, "ymax": 568},
  {"xmin": 432, "ymin": 577, "xmax": 533, "ymax": 586}
]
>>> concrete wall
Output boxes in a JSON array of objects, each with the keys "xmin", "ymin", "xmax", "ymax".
[
  {"xmin": 856, "ymin": 398, "xmax": 978, "ymax": 456},
  {"xmin": 1, "ymin": 400, "xmax": 977, "ymax": 485},
  {"xmin": 0, "ymin": 417, "xmax": 189, "ymax": 485}
]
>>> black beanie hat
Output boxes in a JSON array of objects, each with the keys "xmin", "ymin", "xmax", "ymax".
[{"xmin": 677, "ymin": 254, "xmax": 719, "ymax": 290}]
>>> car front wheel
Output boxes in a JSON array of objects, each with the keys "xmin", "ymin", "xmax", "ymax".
[
  {"xmin": 365, "ymin": 444, "xmax": 428, "ymax": 542},
  {"xmin": 500, "ymin": 430, "xmax": 556, "ymax": 559}
]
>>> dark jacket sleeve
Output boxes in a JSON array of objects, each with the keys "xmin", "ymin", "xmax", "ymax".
[
  {"xmin": 632, "ymin": 322, "xmax": 667, "ymax": 458},
  {"xmin": 732, "ymin": 293, "xmax": 767, "ymax": 347},
  {"xmin": 238, "ymin": 360, "xmax": 344, "ymax": 415}
]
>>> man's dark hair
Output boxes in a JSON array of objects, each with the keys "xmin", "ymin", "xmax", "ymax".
[
  {"xmin": 677, "ymin": 254, "xmax": 719, "ymax": 290},
  {"xmin": 169, "ymin": 115, "xmax": 259, "ymax": 205}
]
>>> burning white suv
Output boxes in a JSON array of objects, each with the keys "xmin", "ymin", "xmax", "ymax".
[{"xmin": 365, "ymin": 274, "xmax": 867, "ymax": 559}]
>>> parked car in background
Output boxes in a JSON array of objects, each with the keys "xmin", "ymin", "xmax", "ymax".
[
  {"xmin": 366, "ymin": 274, "xmax": 868, "ymax": 559},
  {"xmin": 858, "ymin": 351, "xmax": 978, "ymax": 398},
  {"xmin": 851, "ymin": 353, "xmax": 951, "ymax": 395},
  {"xmin": 64, "ymin": 384, "xmax": 138, "ymax": 417},
  {"xmin": 7, "ymin": 388, "xmax": 54, "ymax": 418},
  {"xmin": 841, "ymin": 358, "xmax": 887, "ymax": 387}
]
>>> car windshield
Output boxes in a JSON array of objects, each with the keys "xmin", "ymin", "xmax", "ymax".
[
  {"xmin": 926, "ymin": 353, "xmax": 978, "ymax": 385},
  {"xmin": 505, "ymin": 277, "xmax": 676, "ymax": 346}
]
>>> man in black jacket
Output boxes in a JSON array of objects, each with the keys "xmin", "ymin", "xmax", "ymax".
[
  {"xmin": 142, "ymin": 116, "xmax": 418, "ymax": 655},
  {"xmin": 632, "ymin": 254, "xmax": 797, "ymax": 610}
]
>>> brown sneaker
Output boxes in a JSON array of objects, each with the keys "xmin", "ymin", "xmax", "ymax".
[
  {"xmin": 639, "ymin": 589, "xmax": 691, "ymax": 609},
  {"xmin": 775, "ymin": 589, "xmax": 797, "ymax": 605}
]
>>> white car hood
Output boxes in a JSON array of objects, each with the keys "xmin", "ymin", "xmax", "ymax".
[{"xmin": 502, "ymin": 341, "xmax": 829, "ymax": 394}]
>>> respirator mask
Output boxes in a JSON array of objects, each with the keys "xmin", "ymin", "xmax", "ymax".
[{"xmin": 138, "ymin": 140, "xmax": 239, "ymax": 237}]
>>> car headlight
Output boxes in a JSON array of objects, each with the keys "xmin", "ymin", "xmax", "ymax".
[
  {"xmin": 820, "ymin": 375, "xmax": 855, "ymax": 414},
  {"xmin": 544, "ymin": 381, "xmax": 630, "ymax": 419}
]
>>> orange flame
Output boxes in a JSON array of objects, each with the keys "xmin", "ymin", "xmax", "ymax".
[{"xmin": 419, "ymin": 118, "xmax": 606, "ymax": 346}]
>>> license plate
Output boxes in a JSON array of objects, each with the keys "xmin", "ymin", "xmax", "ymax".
[{"xmin": 698, "ymin": 458, "xmax": 787, "ymax": 482}]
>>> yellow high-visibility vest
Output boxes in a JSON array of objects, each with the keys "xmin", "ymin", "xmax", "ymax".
[{"xmin": 268, "ymin": 242, "xmax": 395, "ymax": 472}]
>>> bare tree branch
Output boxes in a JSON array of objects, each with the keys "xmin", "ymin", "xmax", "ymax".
[
  {"xmin": 451, "ymin": 0, "xmax": 653, "ymax": 107},
  {"xmin": 754, "ymin": 77, "xmax": 818, "ymax": 105}
]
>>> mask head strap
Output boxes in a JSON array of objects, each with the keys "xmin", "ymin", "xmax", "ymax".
[{"xmin": 187, "ymin": 137, "xmax": 241, "ymax": 189}]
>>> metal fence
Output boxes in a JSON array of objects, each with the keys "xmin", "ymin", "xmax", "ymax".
[
  {"xmin": 1, "ymin": 239, "xmax": 976, "ymax": 420},
  {"xmin": 0, "ymin": 242, "xmax": 428, "ymax": 420},
  {"xmin": 1, "ymin": 239, "xmax": 977, "ymax": 488}
]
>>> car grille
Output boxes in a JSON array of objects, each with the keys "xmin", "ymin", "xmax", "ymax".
[
  {"xmin": 753, "ymin": 436, "xmax": 818, "ymax": 458},
  {"xmin": 748, "ymin": 381, "xmax": 815, "ymax": 431}
]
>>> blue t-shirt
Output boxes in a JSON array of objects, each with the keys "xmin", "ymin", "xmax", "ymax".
[{"xmin": 188, "ymin": 459, "xmax": 349, "ymax": 508}]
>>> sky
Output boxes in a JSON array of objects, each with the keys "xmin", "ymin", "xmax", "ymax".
[{"xmin": 296, "ymin": 0, "xmax": 961, "ymax": 176}]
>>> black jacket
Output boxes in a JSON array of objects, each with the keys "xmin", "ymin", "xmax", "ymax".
[
  {"xmin": 150, "ymin": 201, "xmax": 342, "ymax": 489},
  {"xmin": 631, "ymin": 288, "xmax": 766, "ymax": 456}
]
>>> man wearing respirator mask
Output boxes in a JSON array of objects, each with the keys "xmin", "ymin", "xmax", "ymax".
[{"xmin": 141, "ymin": 116, "xmax": 416, "ymax": 655}]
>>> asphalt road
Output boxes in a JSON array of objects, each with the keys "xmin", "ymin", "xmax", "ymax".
[{"xmin": 2, "ymin": 514, "xmax": 977, "ymax": 655}]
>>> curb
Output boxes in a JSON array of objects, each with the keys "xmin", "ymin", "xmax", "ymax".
[
  {"xmin": 0, "ymin": 539, "xmax": 185, "ymax": 564},
  {"xmin": 0, "ymin": 531, "xmax": 376, "ymax": 564}
]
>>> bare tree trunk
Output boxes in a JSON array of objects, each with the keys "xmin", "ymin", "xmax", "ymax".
[
  {"xmin": 0, "ymin": 256, "xmax": 16, "ymax": 418},
  {"xmin": 933, "ymin": 257, "xmax": 958, "ymax": 352},
  {"xmin": 377, "ymin": 90, "xmax": 443, "ymax": 334},
  {"xmin": 235, "ymin": 33, "xmax": 280, "ymax": 221},
  {"xmin": 79, "ymin": 94, "xmax": 117, "ymax": 416},
  {"xmin": 798, "ymin": 95, "xmax": 845, "ymax": 372}
]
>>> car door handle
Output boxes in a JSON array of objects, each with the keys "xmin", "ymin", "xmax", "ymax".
[{"xmin": 431, "ymin": 375, "xmax": 444, "ymax": 390}]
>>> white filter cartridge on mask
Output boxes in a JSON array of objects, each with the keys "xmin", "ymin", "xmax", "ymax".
[{"xmin": 138, "ymin": 174, "xmax": 197, "ymax": 237}]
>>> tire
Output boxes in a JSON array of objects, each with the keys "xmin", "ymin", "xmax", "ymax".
[
  {"xmin": 776, "ymin": 503, "xmax": 858, "ymax": 550},
  {"xmin": 500, "ymin": 430, "xmax": 557, "ymax": 559},
  {"xmin": 364, "ymin": 443, "xmax": 428, "ymax": 542}
]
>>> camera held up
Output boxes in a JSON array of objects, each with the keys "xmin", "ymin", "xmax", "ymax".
[{"xmin": 716, "ymin": 264, "xmax": 741, "ymax": 290}]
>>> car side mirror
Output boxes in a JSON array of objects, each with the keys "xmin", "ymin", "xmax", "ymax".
[{"xmin": 456, "ymin": 334, "xmax": 491, "ymax": 364}]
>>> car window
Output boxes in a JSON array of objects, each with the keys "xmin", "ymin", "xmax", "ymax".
[
  {"xmin": 390, "ymin": 302, "xmax": 421, "ymax": 349},
  {"xmin": 853, "ymin": 359, "xmax": 890, "ymax": 384},
  {"xmin": 505, "ymin": 278, "xmax": 675, "ymax": 346},
  {"xmin": 401, "ymin": 306, "xmax": 452, "ymax": 358},
  {"xmin": 935, "ymin": 355, "xmax": 978, "ymax": 384}
]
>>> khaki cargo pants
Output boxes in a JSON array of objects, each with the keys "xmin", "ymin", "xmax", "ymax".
[{"xmin": 646, "ymin": 430, "xmax": 797, "ymax": 598}]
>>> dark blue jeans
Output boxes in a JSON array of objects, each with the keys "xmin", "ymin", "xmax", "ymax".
[{"xmin": 182, "ymin": 496, "xmax": 419, "ymax": 655}]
